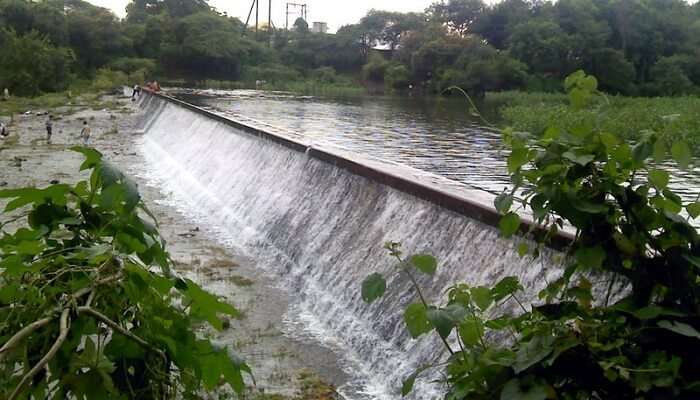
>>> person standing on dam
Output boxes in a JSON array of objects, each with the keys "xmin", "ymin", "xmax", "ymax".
[{"xmin": 132, "ymin": 84, "xmax": 141, "ymax": 101}]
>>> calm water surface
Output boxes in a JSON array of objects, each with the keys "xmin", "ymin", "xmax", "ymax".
[{"xmin": 170, "ymin": 89, "xmax": 700, "ymax": 204}]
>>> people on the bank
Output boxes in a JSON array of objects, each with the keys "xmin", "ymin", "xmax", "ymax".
[
  {"xmin": 132, "ymin": 84, "xmax": 141, "ymax": 101},
  {"xmin": 2, "ymin": 88, "xmax": 9, "ymax": 101},
  {"xmin": 80, "ymin": 120, "xmax": 91, "ymax": 145},
  {"xmin": 0, "ymin": 122, "xmax": 7, "ymax": 137},
  {"xmin": 145, "ymin": 80, "xmax": 161, "ymax": 92},
  {"xmin": 45, "ymin": 115, "xmax": 53, "ymax": 144}
]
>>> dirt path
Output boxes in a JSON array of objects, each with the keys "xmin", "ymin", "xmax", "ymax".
[{"xmin": 0, "ymin": 93, "xmax": 347, "ymax": 399}]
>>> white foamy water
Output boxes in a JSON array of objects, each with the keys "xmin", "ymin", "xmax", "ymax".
[{"xmin": 134, "ymin": 94, "xmax": 561, "ymax": 399}]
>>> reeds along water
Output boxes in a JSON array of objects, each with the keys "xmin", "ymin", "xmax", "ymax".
[{"xmin": 135, "ymin": 93, "xmax": 560, "ymax": 399}]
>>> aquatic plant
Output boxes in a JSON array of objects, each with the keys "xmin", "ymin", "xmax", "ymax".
[
  {"xmin": 492, "ymin": 91, "xmax": 700, "ymax": 151},
  {"xmin": 0, "ymin": 148, "xmax": 249, "ymax": 398},
  {"xmin": 364, "ymin": 71, "xmax": 700, "ymax": 399}
]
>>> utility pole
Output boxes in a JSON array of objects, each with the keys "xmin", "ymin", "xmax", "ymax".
[
  {"xmin": 285, "ymin": 2, "xmax": 307, "ymax": 30},
  {"xmin": 244, "ymin": 0, "xmax": 274, "ymax": 41},
  {"xmin": 255, "ymin": 0, "xmax": 259, "ymax": 37}
]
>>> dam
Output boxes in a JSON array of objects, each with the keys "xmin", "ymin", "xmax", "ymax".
[{"xmin": 134, "ymin": 91, "xmax": 560, "ymax": 399}]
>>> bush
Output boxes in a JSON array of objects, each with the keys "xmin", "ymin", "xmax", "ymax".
[
  {"xmin": 0, "ymin": 29, "xmax": 74, "ymax": 97},
  {"xmin": 364, "ymin": 72, "xmax": 700, "ymax": 399},
  {"xmin": 362, "ymin": 53, "xmax": 389, "ymax": 83},
  {"xmin": 241, "ymin": 64, "xmax": 302, "ymax": 84},
  {"xmin": 0, "ymin": 148, "xmax": 250, "ymax": 398},
  {"xmin": 499, "ymin": 92, "xmax": 700, "ymax": 150},
  {"xmin": 91, "ymin": 68, "xmax": 129, "ymax": 92},
  {"xmin": 385, "ymin": 63, "xmax": 411, "ymax": 90},
  {"xmin": 107, "ymin": 57, "xmax": 157, "ymax": 76},
  {"xmin": 310, "ymin": 66, "xmax": 338, "ymax": 84}
]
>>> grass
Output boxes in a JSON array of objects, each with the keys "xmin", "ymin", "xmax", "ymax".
[{"xmin": 487, "ymin": 91, "xmax": 700, "ymax": 148}]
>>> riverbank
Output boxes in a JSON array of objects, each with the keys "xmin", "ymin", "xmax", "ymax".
[{"xmin": 0, "ymin": 92, "xmax": 345, "ymax": 399}]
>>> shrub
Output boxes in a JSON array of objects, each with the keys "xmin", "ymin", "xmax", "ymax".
[
  {"xmin": 91, "ymin": 68, "xmax": 129, "ymax": 92},
  {"xmin": 362, "ymin": 53, "xmax": 389, "ymax": 83},
  {"xmin": 364, "ymin": 72, "xmax": 700, "ymax": 399},
  {"xmin": 385, "ymin": 63, "xmax": 411, "ymax": 90},
  {"xmin": 107, "ymin": 57, "xmax": 157, "ymax": 76},
  {"xmin": 0, "ymin": 29, "xmax": 74, "ymax": 97},
  {"xmin": 241, "ymin": 64, "xmax": 302, "ymax": 84},
  {"xmin": 0, "ymin": 148, "xmax": 250, "ymax": 399},
  {"xmin": 310, "ymin": 66, "xmax": 338, "ymax": 84}
]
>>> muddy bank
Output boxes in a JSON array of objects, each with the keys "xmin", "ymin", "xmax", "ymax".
[{"xmin": 0, "ymin": 93, "xmax": 348, "ymax": 399}]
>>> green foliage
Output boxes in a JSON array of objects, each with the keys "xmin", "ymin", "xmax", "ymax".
[
  {"xmin": 107, "ymin": 57, "xmax": 157, "ymax": 76},
  {"xmin": 0, "ymin": 149, "xmax": 250, "ymax": 399},
  {"xmin": 5, "ymin": 0, "xmax": 700, "ymax": 97},
  {"xmin": 362, "ymin": 53, "xmax": 390, "ymax": 83},
  {"xmin": 0, "ymin": 28, "xmax": 74, "ymax": 96},
  {"xmin": 385, "ymin": 63, "xmax": 411, "ymax": 90},
  {"xmin": 363, "ymin": 72, "xmax": 700, "ymax": 399},
  {"xmin": 91, "ymin": 68, "xmax": 129, "ymax": 92},
  {"xmin": 499, "ymin": 93, "xmax": 700, "ymax": 151}
]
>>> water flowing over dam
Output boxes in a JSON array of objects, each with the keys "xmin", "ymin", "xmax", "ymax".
[{"xmin": 134, "ymin": 92, "xmax": 560, "ymax": 399}]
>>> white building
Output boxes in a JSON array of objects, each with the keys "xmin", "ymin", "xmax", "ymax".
[{"xmin": 312, "ymin": 21, "xmax": 328, "ymax": 34}]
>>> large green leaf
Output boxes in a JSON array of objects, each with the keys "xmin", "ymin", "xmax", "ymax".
[
  {"xmin": 404, "ymin": 303, "xmax": 432, "ymax": 338},
  {"xmin": 471, "ymin": 286, "xmax": 493, "ymax": 311},
  {"xmin": 499, "ymin": 212, "xmax": 521, "ymax": 238},
  {"xmin": 410, "ymin": 254, "xmax": 437, "ymax": 275},
  {"xmin": 671, "ymin": 141, "xmax": 692, "ymax": 169},
  {"xmin": 491, "ymin": 276, "xmax": 523, "ymax": 302},
  {"xmin": 513, "ymin": 335, "xmax": 555, "ymax": 373},
  {"xmin": 508, "ymin": 148, "xmax": 529, "ymax": 173},
  {"xmin": 648, "ymin": 169, "xmax": 670, "ymax": 190},
  {"xmin": 658, "ymin": 320, "xmax": 700, "ymax": 340},
  {"xmin": 459, "ymin": 318, "xmax": 483, "ymax": 347},
  {"xmin": 427, "ymin": 308, "xmax": 455, "ymax": 339},
  {"xmin": 495, "ymin": 192, "xmax": 513, "ymax": 214},
  {"xmin": 361, "ymin": 273, "xmax": 386, "ymax": 304}
]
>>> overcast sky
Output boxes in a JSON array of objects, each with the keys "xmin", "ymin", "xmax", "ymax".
[{"xmin": 88, "ymin": 0, "xmax": 435, "ymax": 31}]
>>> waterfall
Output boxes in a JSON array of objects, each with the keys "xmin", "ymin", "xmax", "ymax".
[{"xmin": 134, "ymin": 93, "xmax": 560, "ymax": 399}]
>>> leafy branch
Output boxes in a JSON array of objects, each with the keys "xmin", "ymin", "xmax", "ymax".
[{"xmin": 0, "ymin": 148, "xmax": 250, "ymax": 399}]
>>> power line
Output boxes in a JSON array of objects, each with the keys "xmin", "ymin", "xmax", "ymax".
[{"xmin": 285, "ymin": 2, "xmax": 307, "ymax": 30}]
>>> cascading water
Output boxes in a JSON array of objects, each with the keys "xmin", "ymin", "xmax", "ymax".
[{"xmin": 134, "ymin": 93, "xmax": 560, "ymax": 399}]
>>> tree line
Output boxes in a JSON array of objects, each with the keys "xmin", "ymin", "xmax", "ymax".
[{"xmin": 1, "ymin": 0, "xmax": 700, "ymax": 97}]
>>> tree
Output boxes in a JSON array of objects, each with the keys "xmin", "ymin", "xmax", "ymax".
[
  {"xmin": 508, "ymin": 19, "xmax": 573, "ymax": 78},
  {"xmin": 588, "ymin": 48, "xmax": 636, "ymax": 94},
  {"xmin": 0, "ymin": 29, "xmax": 74, "ymax": 96},
  {"xmin": 472, "ymin": 0, "xmax": 531, "ymax": 48},
  {"xmin": 293, "ymin": 17, "xmax": 308, "ymax": 33},
  {"xmin": 438, "ymin": 40, "xmax": 528, "ymax": 95},
  {"xmin": 427, "ymin": 0, "xmax": 486, "ymax": 36},
  {"xmin": 160, "ymin": 12, "xmax": 252, "ymax": 80},
  {"xmin": 65, "ymin": 0, "xmax": 130, "ymax": 73}
]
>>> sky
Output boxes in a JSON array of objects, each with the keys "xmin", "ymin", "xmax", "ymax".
[{"xmin": 88, "ymin": 0, "xmax": 434, "ymax": 31}]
